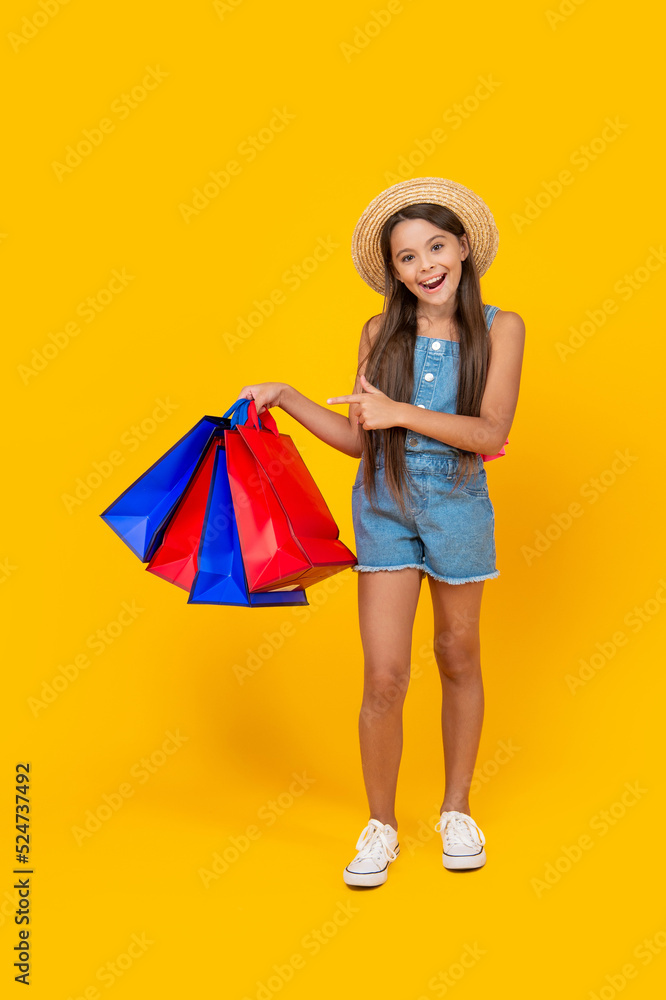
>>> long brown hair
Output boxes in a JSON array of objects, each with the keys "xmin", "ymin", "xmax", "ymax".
[{"xmin": 357, "ymin": 203, "xmax": 491, "ymax": 518}]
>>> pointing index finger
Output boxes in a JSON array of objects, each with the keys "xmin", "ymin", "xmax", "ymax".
[{"xmin": 327, "ymin": 393, "xmax": 366, "ymax": 404}]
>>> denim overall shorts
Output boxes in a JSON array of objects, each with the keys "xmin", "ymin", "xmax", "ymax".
[{"xmin": 351, "ymin": 304, "xmax": 501, "ymax": 585}]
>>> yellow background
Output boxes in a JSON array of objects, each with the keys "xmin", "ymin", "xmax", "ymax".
[{"xmin": 2, "ymin": 0, "xmax": 665, "ymax": 996}]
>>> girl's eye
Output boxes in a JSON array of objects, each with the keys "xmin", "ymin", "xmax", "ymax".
[{"xmin": 400, "ymin": 243, "xmax": 443, "ymax": 262}]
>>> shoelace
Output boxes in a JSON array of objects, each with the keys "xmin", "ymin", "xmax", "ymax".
[
  {"xmin": 354, "ymin": 819, "xmax": 398, "ymax": 864},
  {"xmin": 435, "ymin": 811, "xmax": 486, "ymax": 849}
]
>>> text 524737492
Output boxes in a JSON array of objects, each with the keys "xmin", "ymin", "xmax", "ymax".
[{"xmin": 14, "ymin": 761, "xmax": 32, "ymax": 985}]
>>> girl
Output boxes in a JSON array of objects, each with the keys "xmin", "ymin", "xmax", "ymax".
[{"xmin": 236, "ymin": 177, "xmax": 525, "ymax": 888}]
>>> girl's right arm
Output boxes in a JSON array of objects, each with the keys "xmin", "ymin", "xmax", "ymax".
[
  {"xmin": 235, "ymin": 316, "xmax": 381, "ymax": 460},
  {"xmin": 278, "ymin": 384, "xmax": 360, "ymax": 458}
]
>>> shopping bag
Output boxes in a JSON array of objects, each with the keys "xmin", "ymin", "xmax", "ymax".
[
  {"xmin": 101, "ymin": 396, "xmax": 355, "ymax": 605},
  {"xmin": 226, "ymin": 399, "xmax": 357, "ymax": 593},
  {"xmin": 143, "ymin": 426, "xmax": 308, "ymax": 607},
  {"xmin": 188, "ymin": 440, "xmax": 309, "ymax": 607},
  {"xmin": 100, "ymin": 401, "xmax": 261, "ymax": 564},
  {"xmin": 136, "ymin": 401, "xmax": 309, "ymax": 607},
  {"xmin": 100, "ymin": 415, "xmax": 227, "ymax": 561},
  {"xmin": 145, "ymin": 436, "xmax": 219, "ymax": 591}
]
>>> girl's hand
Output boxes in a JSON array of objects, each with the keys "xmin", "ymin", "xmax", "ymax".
[
  {"xmin": 235, "ymin": 382, "xmax": 288, "ymax": 416},
  {"xmin": 327, "ymin": 374, "xmax": 403, "ymax": 431}
]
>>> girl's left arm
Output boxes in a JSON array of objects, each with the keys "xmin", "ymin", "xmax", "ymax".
[{"xmin": 395, "ymin": 310, "xmax": 526, "ymax": 455}]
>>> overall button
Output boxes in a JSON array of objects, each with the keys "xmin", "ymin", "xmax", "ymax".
[
  {"xmin": 417, "ymin": 404, "xmax": 426, "ymax": 408},
  {"xmin": 408, "ymin": 437, "xmax": 418, "ymax": 446},
  {"xmin": 431, "ymin": 341, "xmax": 441, "ymax": 350},
  {"xmin": 424, "ymin": 372, "xmax": 434, "ymax": 382}
]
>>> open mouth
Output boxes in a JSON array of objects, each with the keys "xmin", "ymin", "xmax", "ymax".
[{"xmin": 419, "ymin": 273, "xmax": 446, "ymax": 293}]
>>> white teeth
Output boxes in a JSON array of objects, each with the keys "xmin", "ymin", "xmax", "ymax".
[{"xmin": 422, "ymin": 274, "xmax": 445, "ymax": 287}]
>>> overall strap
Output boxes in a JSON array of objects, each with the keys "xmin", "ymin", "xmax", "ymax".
[{"xmin": 483, "ymin": 304, "xmax": 500, "ymax": 331}]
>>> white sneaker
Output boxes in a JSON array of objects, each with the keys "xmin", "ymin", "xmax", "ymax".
[
  {"xmin": 435, "ymin": 810, "xmax": 486, "ymax": 870},
  {"xmin": 343, "ymin": 818, "xmax": 400, "ymax": 887}
]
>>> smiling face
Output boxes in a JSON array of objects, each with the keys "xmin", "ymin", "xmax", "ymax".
[{"xmin": 389, "ymin": 217, "xmax": 469, "ymax": 307}]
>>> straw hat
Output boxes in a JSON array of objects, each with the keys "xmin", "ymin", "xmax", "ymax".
[{"xmin": 351, "ymin": 176, "xmax": 499, "ymax": 294}]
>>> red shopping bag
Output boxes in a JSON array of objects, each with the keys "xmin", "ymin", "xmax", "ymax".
[
  {"xmin": 146, "ymin": 437, "xmax": 220, "ymax": 591},
  {"xmin": 226, "ymin": 400, "xmax": 357, "ymax": 593}
]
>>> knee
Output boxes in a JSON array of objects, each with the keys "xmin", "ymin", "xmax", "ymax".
[
  {"xmin": 433, "ymin": 635, "xmax": 480, "ymax": 681},
  {"xmin": 361, "ymin": 666, "xmax": 409, "ymax": 717}
]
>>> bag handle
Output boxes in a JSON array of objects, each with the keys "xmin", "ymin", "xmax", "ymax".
[
  {"xmin": 222, "ymin": 398, "xmax": 251, "ymax": 427},
  {"xmin": 247, "ymin": 399, "xmax": 279, "ymax": 436},
  {"xmin": 222, "ymin": 398, "xmax": 279, "ymax": 437}
]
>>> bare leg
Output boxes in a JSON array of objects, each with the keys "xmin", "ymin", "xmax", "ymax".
[
  {"xmin": 426, "ymin": 576, "xmax": 486, "ymax": 817},
  {"xmin": 356, "ymin": 567, "xmax": 423, "ymax": 832}
]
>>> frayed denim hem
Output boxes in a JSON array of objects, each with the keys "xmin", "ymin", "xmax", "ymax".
[
  {"xmin": 424, "ymin": 566, "xmax": 500, "ymax": 584},
  {"xmin": 352, "ymin": 563, "xmax": 500, "ymax": 584},
  {"xmin": 352, "ymin": 562, "xmax": 425, "ymax": 574}
]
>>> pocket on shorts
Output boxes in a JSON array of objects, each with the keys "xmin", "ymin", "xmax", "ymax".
[{"xmin": 458, "ymin": 469, "xmax": 489, "ymax": 497}]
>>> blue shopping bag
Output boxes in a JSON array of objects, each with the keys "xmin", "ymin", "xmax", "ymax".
[{"xmin": 100, "ymin": 415, "xmax": 228, "ymax": 561}]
